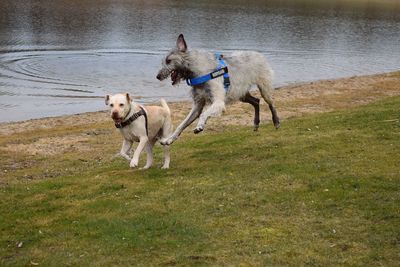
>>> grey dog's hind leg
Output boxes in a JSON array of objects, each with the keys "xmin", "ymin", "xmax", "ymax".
[
  {"xmin": 268, "ymin": 103, "xmax": 280, "ymax": 129},
  {"xmin": 241, "ymin": 92, "xmax": 260, "ymax": 131},
  {"xmin": 257, "ymin": 81, "xmax": 280, "ymax": 129}
]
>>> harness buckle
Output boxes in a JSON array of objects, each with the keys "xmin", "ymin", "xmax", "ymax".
[
  {"xmin": 210, "ymin": 67, "xmax": 228, "ymax": 79},
  {"xmin": 224, "ymin": 76, "xmax": 230, "ymax": 89}
]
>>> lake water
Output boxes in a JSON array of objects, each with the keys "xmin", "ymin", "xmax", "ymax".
[{"xmin": 1, "ymin": 0, "xmax": 399, "ymax": 122}]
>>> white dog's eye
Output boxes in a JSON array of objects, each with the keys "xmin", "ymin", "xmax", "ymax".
[
  {"xmin": 119, "ymin": 103, "xmax": 124, "ymax": 107},
  {"xmin": 110, "ymin": 104, "xmax": 114, "ymax": 107}
]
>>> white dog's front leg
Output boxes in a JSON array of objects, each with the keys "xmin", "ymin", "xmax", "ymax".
[
  {"xmin": 195, "ymin": 100, "xmax": 225, "ymax": 133},
  {"xmin": 130, "ymin": 136, "xmax": 149, "ymax": 168},
  {"xmin": 120, "ymin": 139, "xmax": 133, "ymax": 161}
]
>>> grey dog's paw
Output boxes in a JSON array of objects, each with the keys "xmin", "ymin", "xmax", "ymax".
[
  {"xmin": 193, "ymin": 126, "xmax": 204, "ymax": 134},
  {"xmin": 160, "ymin": 137, "xmax": 174, "ymax": 146},
  {"xmin": 160, "ymin": 140, "xmax": 168, "ymax": 146},
  {"xmin": 273, "ymin": 117, "xmax": 280, "ymax": 129}
]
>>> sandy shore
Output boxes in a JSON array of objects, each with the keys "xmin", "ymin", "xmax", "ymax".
[
  {"xmin": 0, "ymin": 71, "xmax": 399, "ymax": 156},
  {"xmin": 1, "ymin": 71, "xmax": 399, "ymax": 135}
]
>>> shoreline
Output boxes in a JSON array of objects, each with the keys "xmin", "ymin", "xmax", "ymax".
[{"xmin": 1, "ymin": 71, "xmax": 399, "ymax": 136}]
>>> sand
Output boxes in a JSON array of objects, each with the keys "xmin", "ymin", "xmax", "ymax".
[{"xmin": 1, "ymin": 71, "xmax": 399, "ymax": 156}]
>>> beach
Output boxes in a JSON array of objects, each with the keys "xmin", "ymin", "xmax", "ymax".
[{"xmin": 1, "ymin": 71, "xmax": 399, "ymax": 155}]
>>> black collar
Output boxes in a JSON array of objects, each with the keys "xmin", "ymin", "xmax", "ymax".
[{"xmin": 115, "ymin": 106, "xmax": 146, "ymax": 129}]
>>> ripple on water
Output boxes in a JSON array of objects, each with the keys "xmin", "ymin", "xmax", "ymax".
[
  {"xmin": 0, "ymin": 47, "xmax": 399, "ymax": 122},
  {"xmin": 0, "ymin": 49, "xmax": 191, "ymax": 122},
  {"xmin": 0, "ymin": 49, "xmax": 177, "ymax": 97}
]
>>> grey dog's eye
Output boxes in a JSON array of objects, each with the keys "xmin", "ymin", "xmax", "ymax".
[
  {"xmin": 119, "ymin": 103, "xmax": 124, "ymax": 107},
  {"xmin": 110, "ymin": 104, "xmax": 114, "ymax": 107},
  {"xmin": 166, "ymin": 58, "xmax": 171, "ymax": 64}
]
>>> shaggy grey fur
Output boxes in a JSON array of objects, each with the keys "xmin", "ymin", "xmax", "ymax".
[{"xmin": 157, "ymin": 34, "xmax": 280, "ymax": 145}]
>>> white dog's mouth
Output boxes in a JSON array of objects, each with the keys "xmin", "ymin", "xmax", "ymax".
[{"xmin": 112, "ymin": 115, "xmax": 123, "ymax": 124}]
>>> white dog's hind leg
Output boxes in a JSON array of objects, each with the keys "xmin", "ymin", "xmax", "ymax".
[
  {"xmin": 130, "ymin": 136, "xmax": 149, "ymax": 168},
  {"xmin": 120, "ymin": 139, "xmax": 133, "ymax": 161},
  {"xmin": 141, "ymin": 142, "xmax": 154, "ymax": 169},
  {"xmin": 161, "ymin": 145, "xmax": 170, "ymax": 169}
]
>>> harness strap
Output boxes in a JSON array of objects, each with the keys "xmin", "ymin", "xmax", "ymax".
[
  {"xmin": 215, "ymin": 53, "xmax": 231, "ymax": 90},
  {"xmin": 115, "ymin": 106, "xmax": 149, "ymax": 136},
  {"xmin": 140, "ymin": 106, "xmax": 149, "ymax": 136},
  {"xmin": 186, "ymin": 53, "xmax": 230, "ymax": 91}
]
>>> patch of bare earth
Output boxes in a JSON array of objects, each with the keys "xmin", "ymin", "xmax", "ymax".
[
  {"xmin": 274, "ymin": 72, "xmax": 400, "ymax": 117},
  {"xmin": 3, "ymin": 134, "xmax": 92, "ymax": 156},
  {"xmin": 0, "ymin": 110, "xmax": 110, "ymax": 136},
  {"xmin": 1, "ymin": 72, "xmax": 399, "ymax": 156}
]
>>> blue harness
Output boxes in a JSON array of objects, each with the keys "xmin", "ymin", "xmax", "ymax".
[{"xmin": 186, "ymin": 53, "xmax": 230, "ymax": 91}]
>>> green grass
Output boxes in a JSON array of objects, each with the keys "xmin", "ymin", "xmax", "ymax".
[{"xmin": 1, "ymin": 97, "xmax": 399, "ymax": 266}]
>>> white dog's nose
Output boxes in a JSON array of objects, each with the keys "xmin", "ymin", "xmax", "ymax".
[{"xmin": 111, "ymin": 111, "xmax": 119, "ymax": 119}]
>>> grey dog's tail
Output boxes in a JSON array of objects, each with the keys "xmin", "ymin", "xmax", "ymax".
[{"xmin": 160, "ymin": 98, "xmax": 170, "ymax": 115}]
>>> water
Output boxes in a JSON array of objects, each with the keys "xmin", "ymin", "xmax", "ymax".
[{"xmin": 1, "ymin": 0, "xmax": 399, "ymax": 122}]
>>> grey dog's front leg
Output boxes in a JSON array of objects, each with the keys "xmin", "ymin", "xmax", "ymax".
[{"xmin": 161, "ymin": 102, "xmax": 204, "ymax": 145}]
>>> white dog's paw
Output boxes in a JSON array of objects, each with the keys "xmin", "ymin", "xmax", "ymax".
[
  {"xmin": 129, "ymin": 159, "xmax": 139, "ymax": 168},
  {"xmin": 139, "ymin": 165, "xmax": 151, "ymax": 170},
  {"xmin": 193, "ymin": 126, "xmax": 204, "ymax": 134},
  {"xmin": 119, "ymin": 153, "xmax": 132, "ymax": 161},
  {"xmin": 161, "ymin": 164, "xmax": 169, "ymax": 169}
]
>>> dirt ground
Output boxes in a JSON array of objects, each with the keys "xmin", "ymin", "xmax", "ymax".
[{"xmin": 1, "ymin": 71, "xmax": 399, "ymax": 156}]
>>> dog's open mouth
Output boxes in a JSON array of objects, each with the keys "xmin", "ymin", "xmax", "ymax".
[
  {"xmin": 170, "ymin": 68, "xmax": 192, "ymax": 86},
  {"xmin": 171, "ymin": 70, "xmax": 179, "ymax": 85},
  {"xmin": 113, "ymin": 117, "xmax": 123, "ymax": 124}
]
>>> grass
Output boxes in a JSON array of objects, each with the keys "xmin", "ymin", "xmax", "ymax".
[{"xmin": 1, "ymin": 97, "xmax": 399, "ymax": 266}]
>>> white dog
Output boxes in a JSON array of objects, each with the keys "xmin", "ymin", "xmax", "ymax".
[{"xmin": 105, "ymin": 93, "xmax": 173, "ymax": 169}]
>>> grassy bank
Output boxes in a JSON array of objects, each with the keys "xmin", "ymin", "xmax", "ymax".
[{"xmin": 1, "ymin": 96, "xmax": 399, "ymax": 266}]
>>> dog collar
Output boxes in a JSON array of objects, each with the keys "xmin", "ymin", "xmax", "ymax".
[
  {"xmin": 115, "ymin": 106, "xmax": 148, "ymax": 136},
  {"xmin": 186, "ymin": 53, "xmax": 230, "ymax": 91}
]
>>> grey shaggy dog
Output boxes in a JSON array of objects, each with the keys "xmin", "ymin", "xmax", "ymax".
[{"xmin": 157, "ymin": 34, "xmax": 280, "ymax": 145}]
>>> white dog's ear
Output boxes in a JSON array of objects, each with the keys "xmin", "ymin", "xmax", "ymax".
[
  {"xmin": 176, "ymin": 34, "xmax": 187, "ymax": 52},
  {"xmin": 105, "ymin": 95, "xmax": 110, "ymax": 105},
  {"xmin": 125, "ymin": 93, "xmax": 132, "ymax": 102}
]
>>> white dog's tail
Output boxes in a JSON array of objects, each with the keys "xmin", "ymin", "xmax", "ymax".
[{"xmin": 160, "ymin": 98, "xmax": 170, "ymax": 115}]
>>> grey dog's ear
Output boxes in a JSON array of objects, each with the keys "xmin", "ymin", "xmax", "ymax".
[
  {"xmin": 176, "ymin": 34, "xmax": 187, "ymax": 52},
  {"xmin": 125, "ymin": 93, "xmax": 132, "ymax": 102},
  {"xmin": 105, "ymin": 95, "xmax": 110, "ymax": 105}
]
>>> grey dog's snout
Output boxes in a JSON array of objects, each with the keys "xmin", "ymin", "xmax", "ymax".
[{"xmin": 156, "ymin": 68, "xmax": 170, "ymax": 81}]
